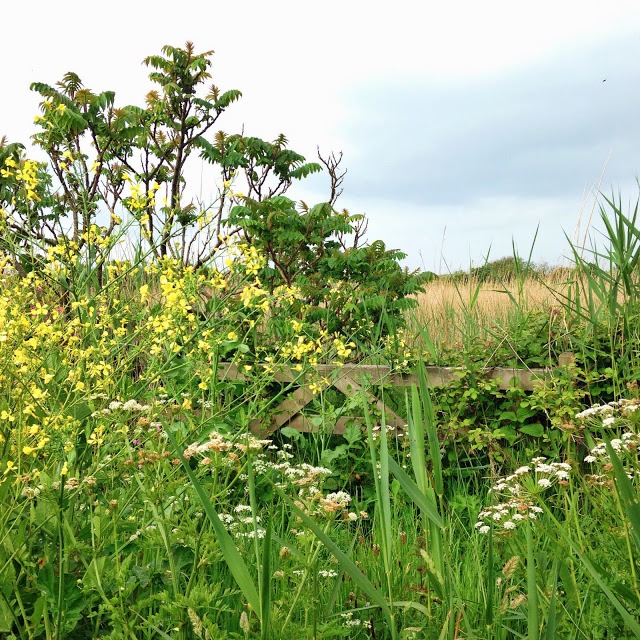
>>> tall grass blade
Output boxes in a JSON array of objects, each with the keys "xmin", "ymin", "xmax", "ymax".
[
  {"xmin": 542, "ymin": 504, "xmax": 640, "ymax": 636},
  {"xmin": 377, "ymin": 406, "xmax": 393, "ymax": 574},
  {"xmin": 605, "ymin": 439, "xmax": 640, "ymax": 553},
  {"xmin": 323, "ymin": 533, "xmax": 359, "ymax": 617},
  {"xmin": 387, "ymin": 457, "xmax": 444, "ymax": 528},
  {"xmin": 364, "ymin": 390, "xmax": 398, "ymax": 639},
  {"xmin": 484, "ymin": 522, "xmax": 495, "ymax": 628},
  {"xmin": 419, "ymin": 548, "xmax": 445, "ymax": 601},
  {"xmin": 417, "ymin": 363, "xmax": 443, "ymax": 498},
  {"xmin": 274, "ymin": 487, "xmax": 390, "ymax": 617},
  {"xmin": 260, "ymin": 519, "xmax": 272, "ymax": 640},
  {"xmin": 543, "ymin": 558, "xmax": 559, "ymax": 640},
  {"xmin": 410, "ymin": 309, "xmax": 440, "ymax": 364},
  {"xmin": 392, "ymin": 600, "xmax": 430, "ymax": 616},
  {"xmin": 166, "ymin": 429, "xmax": 260, "ymax": 616},
  {"xmin": 526, "ymin": 520, "xmax": 539, "ymax": 640},
  {"xmin": 408, "ymin": 386, "xmax": 428, "ymax": 496},
  {"xmin": 415, "ymin": 363, "xmax": 445, "ymax": 595}
]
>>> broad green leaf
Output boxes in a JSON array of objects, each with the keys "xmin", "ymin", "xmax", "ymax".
[{"xmin": 520, "ymin": 423, "xmax": 544, "ymax": 438}]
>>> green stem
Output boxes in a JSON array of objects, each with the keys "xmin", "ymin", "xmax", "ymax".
[
  {"xmin": 55, "ymin": 478, "xmax": 65, "ymax": 640},
  {"xmin": 526, "ymin": 519, "xmax": 539, "ymax": 640},
  {"xmin": 282, "ymin": 536, "xmax": 325, "ymax": 630},
  {"xmin": 42, "ymin": 599, "xmax": 52, "ymax": 640},
  {"xmin": 613, "ymin": 482, "xmax": 640, "ymax": 597},
  {"xmin": 0, "ymin": 587, "xmax": 27, "ymax": 640}
]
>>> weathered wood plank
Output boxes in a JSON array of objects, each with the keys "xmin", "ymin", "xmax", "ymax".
[
  {"xmin": 250, "ymin": 379, "xmax": 331, "ymax": 436},
  {"xmin": 219, "ymin": 362, "xmax": 550, "ymax": 390}
]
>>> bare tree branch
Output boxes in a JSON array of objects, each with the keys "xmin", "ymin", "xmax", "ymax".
[{"xmin": 317, "ymin": 148, "xmax": 346, "ymax": 207}]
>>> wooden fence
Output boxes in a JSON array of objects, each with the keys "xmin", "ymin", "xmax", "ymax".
[{"xmin": 218, "ymin": 353, "xmax": 576, "ymax": 436}]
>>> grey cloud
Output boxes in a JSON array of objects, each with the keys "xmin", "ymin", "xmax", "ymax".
[{"xmin": 336, "ymin": 34, "xmax": 640, "ymax": 208}]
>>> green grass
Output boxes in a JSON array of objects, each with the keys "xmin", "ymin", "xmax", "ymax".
[{"xmin": 2, "ymin": 194, "xmax": 640, "ymax": 639}]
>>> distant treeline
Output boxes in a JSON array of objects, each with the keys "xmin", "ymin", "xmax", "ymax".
[{"xmin": 427, "ymin": 256, "xmax": 571, "ymax": 283}]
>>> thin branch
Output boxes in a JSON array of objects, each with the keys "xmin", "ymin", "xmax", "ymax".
[{"xmin": 318, "ymin": 148, "xmax": 346, "ymax": 207}]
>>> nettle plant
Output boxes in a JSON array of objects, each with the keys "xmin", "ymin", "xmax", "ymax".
[{"xmin": 0, "ymin": 41, "xmax": 425, "ymax": 348}]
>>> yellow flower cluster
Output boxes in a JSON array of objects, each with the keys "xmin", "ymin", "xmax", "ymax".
[
  {"xmin": 0, "ymin": 239, "xmax": 369, "ymax": 484},
  {"xmin": 208, "ymin": 268, "xmax": 227, "ymax": 292},
  {"xmin": 105, "ymin": 259, "xmax": 131, "ymax": 280},
  {"xmin": 0, "ymin": 269, "xmax": 136, "ymax": 474},
  {"xmin": 239, "ymin": 281, "xmax": 270, "ymax": 312},
  {"xmin": 122, "ymin": 173, "xmax": 161, "ymax": 216},
  {"xmin": 1, "ymin": 156, "xmax": 42, "ymax": 203},
  {"xmin": 333, "ymin": 337, "xmax": 356, "ymax": 361},
  {"xmin": 46, "ymin": 241, "xmax": 81, "ymax": 275},
  {"xmin": 224, "ymin": 242, "xmax": 266, "ymax": 277},
  {"xmin": 0, "ymin": 270, "xmax": 84, "ymax": 474},
  {"xmin": 380, "ymin": 329, "xmax": 413, "ymax": 371},
  {"xmin": 81, "ymin": 223, "xmax": 111, "ymax": 250},
  {"xmin": 58, "ymin": 149, "xmax": 74, "ymax": 173},
  {"xmin": 273, "ymin": 284, "xmax": 302, "ymax": 303},
  {"xmin": 143, "ymin": 258, "xmax": 199, "ymax": 358},
  {"xmin": 281, "ymin": 334, "xmax": 324, "ymax": 363},
  {"xmin": 308, "ymin": 379, "xmax": 329, "ymax": 396}
]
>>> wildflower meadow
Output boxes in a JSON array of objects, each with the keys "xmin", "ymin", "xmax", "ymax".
[{"xmin": 1, "ymin": 42, "xmax": 640, "ymax": 639}]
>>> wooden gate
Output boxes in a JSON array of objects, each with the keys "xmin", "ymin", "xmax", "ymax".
[{"xmin": 217, "ymin": 354, "xmax": 575, "ymax": 436}]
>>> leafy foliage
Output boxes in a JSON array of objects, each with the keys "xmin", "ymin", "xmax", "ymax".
[
  {"xmin": 1, "ymin": 42, "xmax": 425, "ymax": 348},
  {"xmin": 4, "ymin": 39, "xmax": 640, "ymax": 640},
  {"xmin": 228, "ymin": 197, "xmax": 429, "ymax": 339}
]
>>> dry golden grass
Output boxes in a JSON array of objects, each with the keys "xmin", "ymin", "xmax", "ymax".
[{"xmin": 408, "ymin": 272, "xmax": 573, "ymax": 352}]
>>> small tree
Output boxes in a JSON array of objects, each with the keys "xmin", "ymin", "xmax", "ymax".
[
  {"xmin": 1, "ymin": 43, "xmax": 321, "ymax": 273},
  {"xmin": 227, "ymin": 196, "xmax": 429, "ymax": 338}
]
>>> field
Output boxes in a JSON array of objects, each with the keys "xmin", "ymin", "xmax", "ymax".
[
  {"xmin": 410, "ymin": 274, "xmax": 563, "ymax": 363},
  {"xmin": 2, "ymin": 43, "xmax": 640, "ymax": 639}
]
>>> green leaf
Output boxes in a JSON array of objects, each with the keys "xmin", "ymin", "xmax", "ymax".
[
  {"xmin": 289, "ymin": 162, "xmax": 322, "ymax": 179},
  {"xmin": 214, "ymin": 89, "xmax": 243, "ymax": 110},
  {"xmin": 520, "ymin": 423, "xmax": 544, "ymax": 438},
  {"xmin": 36, "ymin": 564, "xmax": 55, "ymax": 602},
  {"xmin": 279, "ymin": 426, "xmax": 303, "ymax": 441},
  {"xmin": 343, "ymin": 421, "xmax": 363, "ymax": 445}
]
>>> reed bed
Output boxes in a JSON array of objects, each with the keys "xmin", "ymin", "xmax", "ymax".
[{"xmin": 407, "ymin": 273, "xmax": 571, "ymax": 359}]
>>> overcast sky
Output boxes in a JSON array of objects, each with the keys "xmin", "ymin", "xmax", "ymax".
[{"xmin": 2, "ymin": 0, "xmax": 640, "ymax": 272}]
